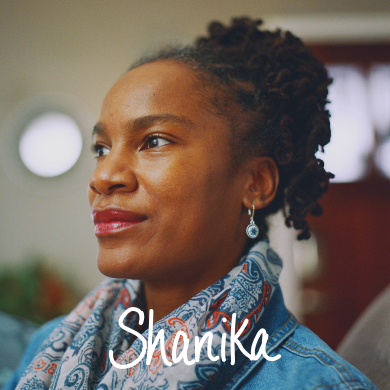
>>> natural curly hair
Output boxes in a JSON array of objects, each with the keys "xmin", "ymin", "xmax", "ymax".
[{"xmin": 131, "ymin": 17, "xmax": 334, "ymax": 241}]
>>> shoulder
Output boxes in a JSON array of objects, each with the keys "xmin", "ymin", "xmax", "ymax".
[
  {"xmin": 20, "ymin": 316, "xmax": 65, "ymax": 365},
  {"xmin": 237, "ymin": 323, "xmax": 378, "ymax": 390},
  {"xmin": 3, "ymin": 316, "xmax": 64, "ymax": 390}
]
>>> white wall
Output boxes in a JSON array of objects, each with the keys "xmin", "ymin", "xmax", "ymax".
[{"xmin": 0, "ymin": 0, "xmax": 389, "ymax": 298}]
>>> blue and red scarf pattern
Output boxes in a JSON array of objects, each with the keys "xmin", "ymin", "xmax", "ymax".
[{"xmin": 16, "ymin": 240, "xmax": 282, "ymax": 389}]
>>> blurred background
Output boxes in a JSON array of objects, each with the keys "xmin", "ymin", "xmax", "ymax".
[{"xmin": 0, "ymin": 0, "xmax": 389, "ymax": 383}]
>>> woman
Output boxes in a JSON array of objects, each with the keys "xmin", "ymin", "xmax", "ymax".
[{"xmin": 7, "ymin": 18, "xmax": 377, "ymax": 389}]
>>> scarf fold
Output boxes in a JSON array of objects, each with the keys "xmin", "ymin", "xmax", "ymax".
[{"xmin": 16, "ymin": 240, "xmax": 282, "ymax": 390}]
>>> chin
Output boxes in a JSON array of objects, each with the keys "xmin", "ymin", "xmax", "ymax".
[{"xmin": 96, "ymin": 247, "xmax": 140, "ymax": 279}]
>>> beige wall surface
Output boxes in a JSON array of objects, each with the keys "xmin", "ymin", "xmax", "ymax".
[{"xmin": 0, "ymin": 0, "xmax": 389, "ymax": 296}]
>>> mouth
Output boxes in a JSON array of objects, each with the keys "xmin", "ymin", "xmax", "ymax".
[{"xmin": 92, "ymin": 208, "xmax": 147, "ymax": 236}]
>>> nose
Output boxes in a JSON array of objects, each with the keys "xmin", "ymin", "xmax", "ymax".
[{"xmin": 88, "ymin": 150, "xmax": 138, "ymax": 195}]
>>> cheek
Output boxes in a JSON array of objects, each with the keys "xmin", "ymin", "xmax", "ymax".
[
  {"xmin": 143, "ymin": 153, "xmax": 232, "ymax": 220},
  {"xmin": 140, "ymin": 155, "xmax": 192, "ymax": 189},
  {"xmin": 145, "ymin": 156, "xmax": 211, "ymax": 200}
]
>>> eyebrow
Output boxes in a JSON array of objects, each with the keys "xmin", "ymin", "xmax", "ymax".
[
  {"xmin": 92, "ymin": 123, "xmax": 105, "ymax": 136},
  {"xmin": 92, "ymin": 114, "xmax": 194, "ymax": 137}
]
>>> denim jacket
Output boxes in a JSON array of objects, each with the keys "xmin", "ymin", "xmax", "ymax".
[
  {"xmin": 5, "ymin": 285, "xmax": 377, "ymax": 390},
  {"xmin": 208, "ymin": 286, "xmax": 378, "ymax": 390}
]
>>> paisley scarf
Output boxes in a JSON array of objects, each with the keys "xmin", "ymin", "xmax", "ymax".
[{"xmin": 16, "ymin": 240, "xmax": 282, "ymax": 390}]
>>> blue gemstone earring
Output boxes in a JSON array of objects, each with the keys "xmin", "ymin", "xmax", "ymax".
[{"xmin": 246, "ymin": 204, "xmax": 259, "ymax": 239}]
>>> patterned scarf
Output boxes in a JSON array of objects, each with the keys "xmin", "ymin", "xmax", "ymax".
[{"xmin": 16, "ymin": 240, "xmax": 282, "ymax": 389}]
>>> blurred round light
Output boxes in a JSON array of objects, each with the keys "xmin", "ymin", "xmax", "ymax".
[
  {"xmin": 19, "ymin": 112, "xmax": 83, "ymax": 177},
  {"xmin": 375, "ymin": 138, "xmax": 390, "ymax": 179}
]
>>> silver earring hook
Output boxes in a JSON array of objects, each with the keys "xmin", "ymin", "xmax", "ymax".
[{"xmin": 248, "ymin": 204, "xmax": 255, "ymax": 221}]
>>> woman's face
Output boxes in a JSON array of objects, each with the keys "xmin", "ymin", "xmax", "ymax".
[{"xmin": 88, "ymin": 60, "xmax": 251, "ymax": 289}]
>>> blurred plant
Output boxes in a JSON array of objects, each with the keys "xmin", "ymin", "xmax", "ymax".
[{"xmin": 0, "ymin": 255, "xmax": 79, "ymax": 324}]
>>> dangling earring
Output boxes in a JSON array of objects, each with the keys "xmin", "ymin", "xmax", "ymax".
[{"xmin": 246, "ymin": 204, "xmax": 259, "ymax": 239}]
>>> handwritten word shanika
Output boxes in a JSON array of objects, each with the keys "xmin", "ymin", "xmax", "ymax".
[{"xmin": 109, "ymin": 308, "xmax": 281, "ymax": 369}]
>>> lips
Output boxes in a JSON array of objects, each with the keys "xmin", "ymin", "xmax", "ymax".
[{"xmin": 92, "ymin": 208, "xmax": 146, "ymax": 236}]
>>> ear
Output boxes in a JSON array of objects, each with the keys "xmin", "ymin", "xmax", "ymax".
[{"xmin": 242, "ymin": 157, "xmax": 279, "ymax": 210}]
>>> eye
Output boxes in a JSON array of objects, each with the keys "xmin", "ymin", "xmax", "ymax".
[
  {"xmin": 145, "ymin": 136, "xmax": 171, "ymax": 149},
  {"xmin": 91, "ymin": 144, "xmax": 110, "ymax": 158}
]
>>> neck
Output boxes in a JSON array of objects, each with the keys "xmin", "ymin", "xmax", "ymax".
[
  {"xmin": 143, "ymin": 282, "xmax": 201, "ymax": 323},
  {"xmin": 142, "ymin": 241, "xmax": 249, "ymax": 323}
]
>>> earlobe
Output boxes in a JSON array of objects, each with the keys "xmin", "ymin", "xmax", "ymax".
[{"xmin": 243, "ymin": 157, "xmax": 279, "ymax": 210}]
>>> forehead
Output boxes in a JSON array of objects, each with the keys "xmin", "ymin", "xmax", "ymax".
[{"xmin": 102, "ymin": 60, "xmax": 203, "ymax": 117}]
